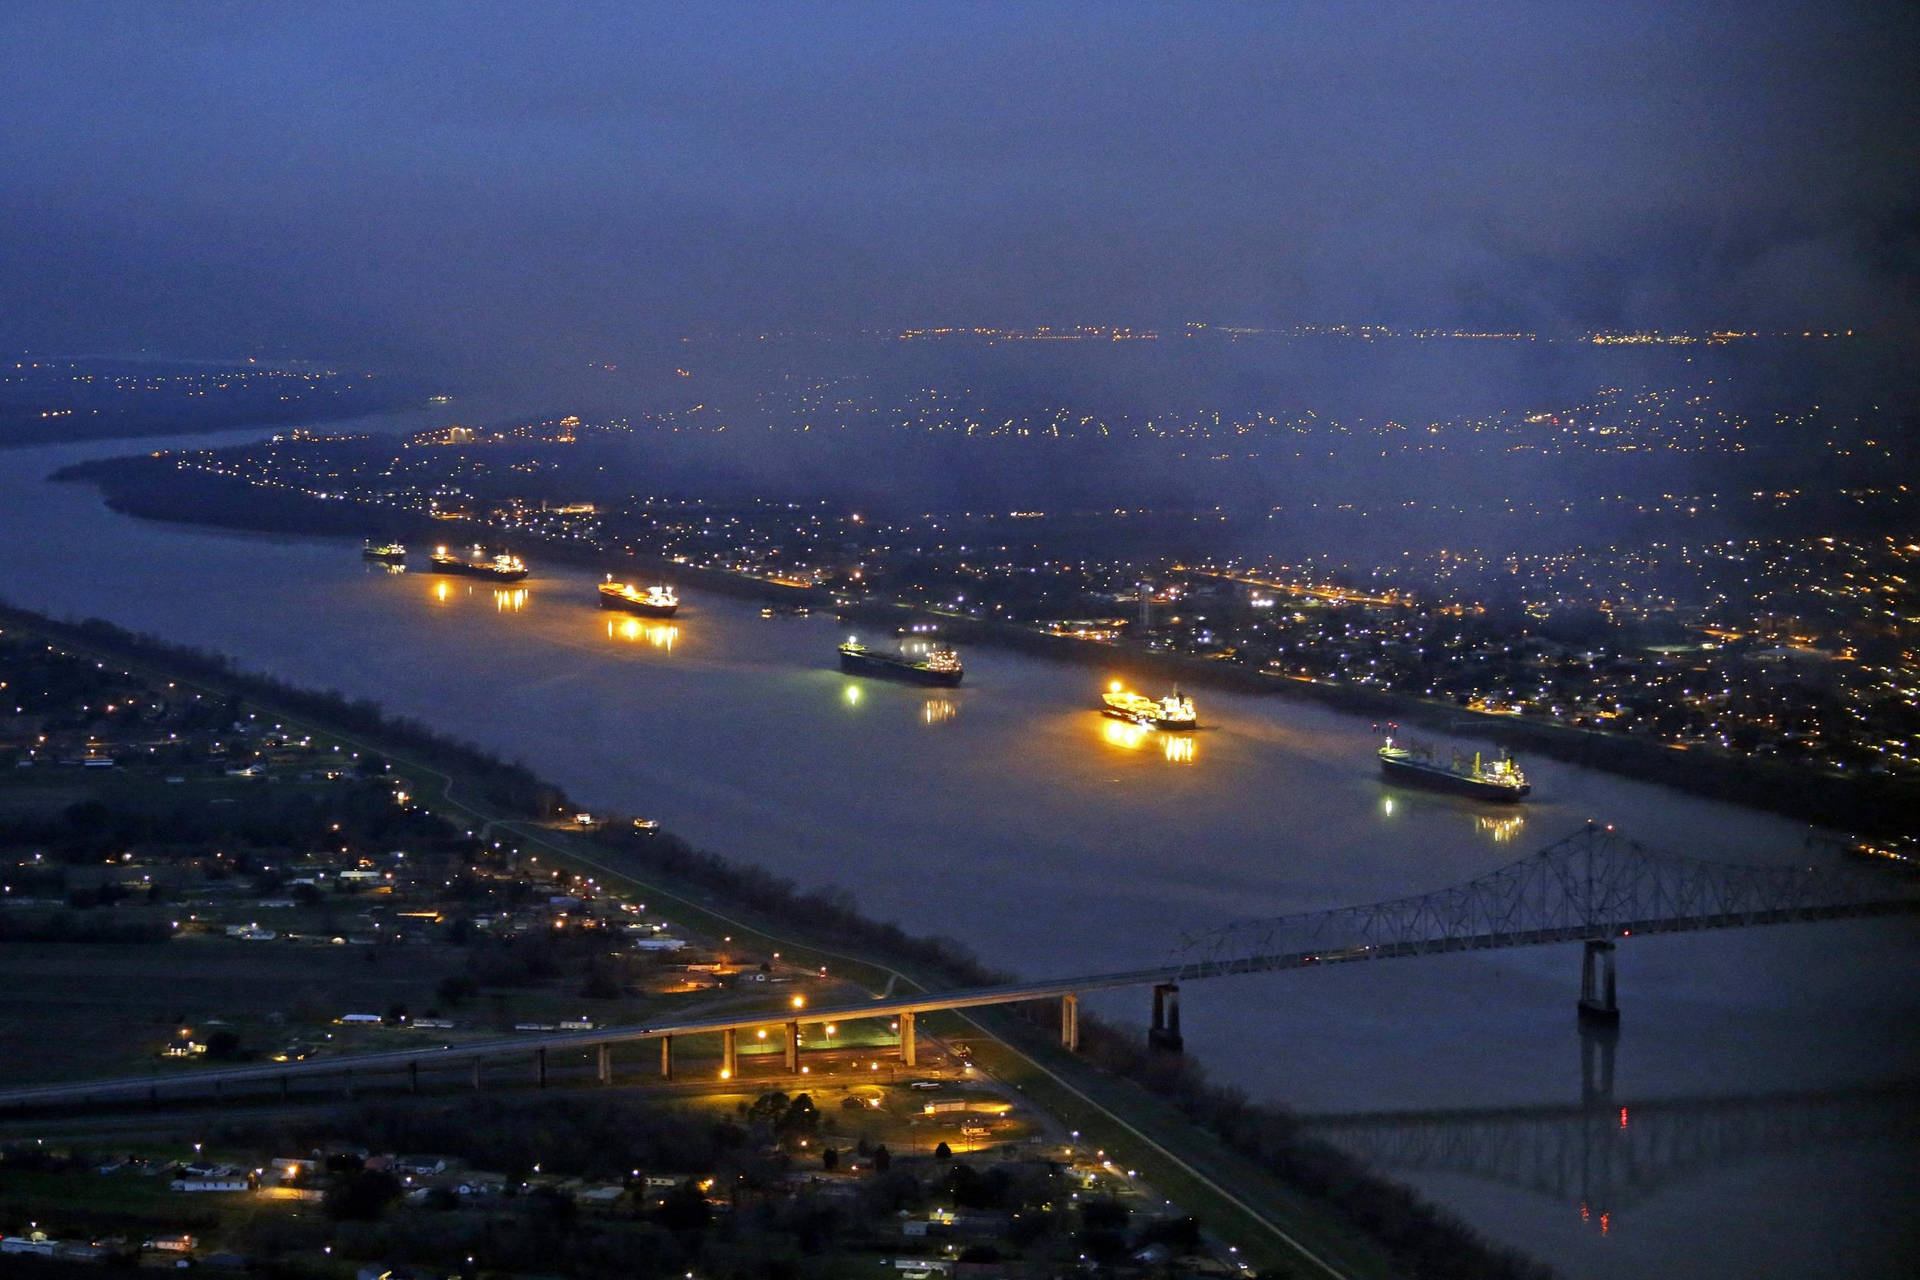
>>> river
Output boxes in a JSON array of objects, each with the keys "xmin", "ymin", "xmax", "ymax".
[{"xmin": 2, "ymin": 415, "xmax": 1915, "ymax": 1278}]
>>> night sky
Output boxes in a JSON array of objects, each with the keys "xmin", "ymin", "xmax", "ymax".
[{"xmin": 3, "ymin": 2, "xmax": 1915, "ymax": 376}]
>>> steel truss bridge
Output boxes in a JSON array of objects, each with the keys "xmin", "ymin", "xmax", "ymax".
[
  {"xmin": 1165, "ymin": 822, "xmax": 1918, "ymax": 981},
  {"xmin": 0, "ymin": 824, "xmax": 1913, "ymax": 1111}
]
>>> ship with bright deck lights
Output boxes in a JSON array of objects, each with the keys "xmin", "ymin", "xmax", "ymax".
[
  {"xmin": 361, "ymin": 540, "xmax": 407, "ymax": 561},
  {"xmin": 1378, "ymin": 731, "xmax": 1529, "ymax": 801},
  {"xmin": 428, "ymin": 545, "xmax": 529, "ymax": 582},
  {"xmin": 1100, "ymin": 683, "xmax": 1197, "ymax": 730},
  {"xmin": 598, "ymin": 579, "xmax": 679, "ymax": 617},
  {"xmin": 838, "ymin": 637, "xmax": 963, "ymax": 686}
]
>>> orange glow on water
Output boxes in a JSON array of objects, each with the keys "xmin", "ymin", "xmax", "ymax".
[
  {"xmin": 605, "ymin": 617, "xmax": 679, "ymax": 652},
  {"xmin": 1099, "ymin": 716, "xmax": 1198, "ymax": 764}
]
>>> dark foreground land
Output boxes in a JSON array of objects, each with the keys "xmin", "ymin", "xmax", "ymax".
[{"xmin": 0, "ymin": 602, "xmax": 1551, "ymax": 1279}]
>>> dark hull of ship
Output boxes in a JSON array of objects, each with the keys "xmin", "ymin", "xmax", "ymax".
[
  {"xmin": 428, "ymin": 557, "xmax": 528, "ymax": 583},
  {"xmin": 1379, "ymin": 754, "xmax": 1529, "ymax": 802},
  {"xmin": 839, "ymin": 649, "xmax": 962, "ymax": 686},
  {"xmin": 598, "ymin": 591, "xmax": 678, "ymax": 618},
  {"xmin": 1100, "ymin": 707, "xmax": 1196, "ymax": 731}
]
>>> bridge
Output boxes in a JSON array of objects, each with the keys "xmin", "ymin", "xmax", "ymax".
[{"xmin": 1, "ymin": 824, "xmax": 1913, "ymax": 1111}]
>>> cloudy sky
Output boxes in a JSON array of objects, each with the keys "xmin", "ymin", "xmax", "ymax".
[{"xmin": 3, "ymin": 2, "xmax": 1914, "ymax": 375}]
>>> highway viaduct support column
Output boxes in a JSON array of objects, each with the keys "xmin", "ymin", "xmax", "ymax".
[
  {"xmin": 408, "ymin": 1061, "xmax": 419, "ymax": 1094},
  {"xmin": 784, "ymin": 1022, "xmax": 800, "ymax": 1072},
  {"xmin": 1149, "ymin": 983, "xmax": 1183, "ymax": 1052},
  {"xmin": 659, "ymin": 1035, "xmax": 673, "ymax": 1080},
  {"xmin": 721, "ymin": 1029, "xmax": 738, "ymax": 1079},
  {"xmin": 1578, "ymin": 940, "xmax": 1620, "ymax": 1024},
  {"xmin": 899, "ymin": 1012, "xmax": 917, "ymax": 1068},
  {"xmin": 597, "ymin": 1043, "xmax": 612, "ymax": 1086},
  {"xmin": 535, "ymin": 1048, "xmax": 547, "ymax": 1088},
  {"xmin": 471, "ymin": 1058, "xmax": 483, "ymax": 1091},
  {"xmin": 1061, "ymin": 994, "xmax": 1080, "ymax": 1052}
]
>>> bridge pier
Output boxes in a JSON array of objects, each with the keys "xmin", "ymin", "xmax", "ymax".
[
  {"xmin": 471, "ymin": 1058, "xmax": 483, "ymax": 1091},
  {"xmin": 535, "ymin": 1047, "xmax": 548, "ymax": 1088},
  {"xmin": 721, "ymin": 1028, "xmax": 738, "ymax": 1079},
  {"xmin": 1578, "ymin": 940, "xmax": 1620, "ymax": 1024},
  {"xmin": 1149, "ymin": 983, "xmax": 1183, "ymax": 1053},
  {"xmin": 408, "ymin": 1061, "xmax": 419, "ymax": 1094},
  {"xmin": 659, "ymin": 1035, "xmax": 673, "ymax": 1080},
  {"xmin": 1061, "ymin": 993, "xmax": 1080, "ymax": 1052},
  {"xmin": 899, "ymin": 1011, "xmax": 917, "ymax": 1067},
  {"xmin": 342, "ymin": 1069, "xmax": 353, "ymax": 1100},
  {"xmin": 784, "ymin": 1022, "xmax": 800, "ymax": 1072},
  {"xmin": 280, "ymin": 1075, "xmax": 290, "ymax": 1101},
  {"xmin": 597, "ymin": 1043, "xmax": 612, "ymax": 1086}
]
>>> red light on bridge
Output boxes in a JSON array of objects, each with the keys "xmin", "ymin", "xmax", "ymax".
[{"xmin": 1619, "ymin": 1107, "xmax": 1629, "ymax": 1129}]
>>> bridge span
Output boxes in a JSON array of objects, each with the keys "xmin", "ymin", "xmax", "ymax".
[{"xmin": 2, "ymin": 824, "xmax": 1912, "ymax": 1112}]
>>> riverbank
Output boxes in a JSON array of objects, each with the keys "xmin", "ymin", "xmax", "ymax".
[{"xmin": 0, "ymin": 599, "xmax": 1552, "ymax": 1280}]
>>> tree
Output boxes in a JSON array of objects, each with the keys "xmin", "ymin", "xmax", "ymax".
[
  {"xmin": 437, "ymin": 974, "xmax": 478, "ymax": 1007},
  {"xmin": 204, "ymin": 1029, "xmax": 242, "ymax": 1060},
  {"xmin": 821, "ymin": 1147, "xmax": 838, "ymax": 1171},
  {"xmin": 871, "ymin": 1144, "xmax": 891, "ymax": 1172},
  {"xmin": 933, "ymin": 1141, "xmax": 952, "ymax": 1160},
  {"xmin": 323, "ymin": 1169, "xmax": 402, "ymax": 1220},
  {"xmin": 653, "ymin": 1181, "xmax": 711, "ymax": 1233}
]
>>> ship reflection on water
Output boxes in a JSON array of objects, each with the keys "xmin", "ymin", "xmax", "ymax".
[
  {"xmin": 431, "ymin": 579, "xmax": 452, "ymax": 604},
  {"xmin": 1477, "ymin": 813, "xmax": 1525, "ymax": 843},
  {"xmin": 494, "ymin": 588, "xmax": 528, "ymax": 613},
  {"xmin": 1099, "ymin": 716, "xmax": 1198, "ymax": 764},
  {"xmin": 922, "ymin": 698, "xmax": 956, "ymax": 725},
  {"xmin": 605, "ymin": 617, "xmax": 678, "ymax": 652}
]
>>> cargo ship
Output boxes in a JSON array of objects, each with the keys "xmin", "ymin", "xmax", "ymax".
[
  {"xmin": 361, "ymin": 540, "xmax": 407, "ymax": 561},
  {"xmin": 1100, "ymin": 683, "xmax": 1198, "ymax": 730},
  {"xmin": 598, "ymin": 578, "xmax": 679, "ymax": 617},
  {"xmin": 427, "ymin": 545, "xmax": 529, "ymax": 582},
  {"xmin": 1378, "ymin": 731, "xmax": 1529, "ymax": 801},
  {"xmin": 838, "ymin": 637, "xmax": 963, "ymax": 686}
]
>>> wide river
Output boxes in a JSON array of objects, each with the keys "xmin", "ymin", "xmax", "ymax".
[{"xmin": 2, "ymin": 416, "xmax": 1915, "ymax": 1278}]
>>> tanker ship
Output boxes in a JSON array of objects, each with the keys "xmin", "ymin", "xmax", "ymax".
[
  {"xmin": 598, "ymin": 579, "xmax": 679, "ymax": 618},
  {"xmin": 361, "ymin": 540, "xmax": 407, "ymax": 561},
  {"xmin": 1378, "ymin": 731, "xmax": 1530, "ymax": 801},
  {"xmin": 837, "ymin": 637, "xmax": 963, "ymax": 686},
  {"xmin": 1100, "ymin": 683, "xmax": 1198, "ymax": 730},
  {"xmin": 427, "ymin": 545, "xmax": 529, "ymax": 582}
]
